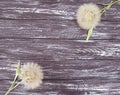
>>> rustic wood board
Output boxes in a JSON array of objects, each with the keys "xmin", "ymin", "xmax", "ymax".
[{"xmin": 0, "ymin": 0, "xmax": 120, "ymax": 95}]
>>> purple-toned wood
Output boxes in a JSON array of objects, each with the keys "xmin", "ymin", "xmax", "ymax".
[
  {"xmin": 0, "ymin": 20, "xmax": 119, "ymax": 40},
  {"xmin": 0, "ymin": 0, "xmax": 119, "ymax": 21},
  {"xmin": 1, "ymin": 59, "xmax": 120, "ymax": 95},
  {"xmin": 0, "ymin": 0, "xmax": 120, "ymax": 95}
]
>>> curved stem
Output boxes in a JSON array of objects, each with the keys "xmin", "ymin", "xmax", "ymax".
[
  {"xmin": 86, "ymin": 0, "xmax": 120, "ymax": 42},
  {"xmin": 101, "ymin": 0, "xmax": 120, "ymax": 14}
]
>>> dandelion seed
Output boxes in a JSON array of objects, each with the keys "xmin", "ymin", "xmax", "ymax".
[
  {"xmin": 76, "ymin": 3, "xmax": 101, "ymax": 30},
  {"xmin": 19, "ymin": 63, "xmax": 43, "ymax": 89}
]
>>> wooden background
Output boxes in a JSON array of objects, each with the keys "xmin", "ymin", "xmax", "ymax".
[{"xmin": 0, "ymin": 0, "xmax": 120, "ymax": 95}]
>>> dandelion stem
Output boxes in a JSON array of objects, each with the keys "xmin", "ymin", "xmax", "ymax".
[
  {"xmin": 5, "ymin": 61, "xmax": 21, "ymax": 95},
  {"xmin": 86, "ymin": 0, "xmax": 120, "ymax": 42},
  {"xmin": 101, "ymin": 0, "xmax": 120, "ymax": 14},
  {"xmin": 5, "ymin": 75, "xmax": 18, "ymax": 95},
  {"xmin": 86, "ymin": 27, "xmax": 94, "ymax": 42},
  {"xmin": 11, "ymin": 81, "xmax": 22, "ymax": 91}
]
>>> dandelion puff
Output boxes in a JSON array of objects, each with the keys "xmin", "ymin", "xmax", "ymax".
[
  {"xmin": 19, "ymin": 63, "xmax": 44, "ymax": 89},
  {"xmin": 76, "ymin": 3, "xmax": 101, "ymax": 30}
]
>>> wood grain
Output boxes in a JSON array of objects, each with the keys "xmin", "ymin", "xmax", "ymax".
[
  {"xmin": 0, "ymin": 20, "xmax": 119, "ymax": 40},
  {"xmin": 0, "ymin": 39, "xmax": 120, "ymax": 60},
  {"xmin": 1, "ymin": 59, "xmax": 120, "ymax": 95},
  {"xmin": 0, "ymin": 0, "xmax": 120, "ymax": 95},
  {"xmin": 0, "ymin": 0, "xmax": 119, "ymax": 21},
  {"xmin": 1, "ymin": 59, "xmax": 120, "ymax": 79}
]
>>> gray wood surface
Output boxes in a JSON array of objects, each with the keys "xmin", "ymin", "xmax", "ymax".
[{"xmin": 0, "ymin": 0, "xmax": 120, "ymax": 95}]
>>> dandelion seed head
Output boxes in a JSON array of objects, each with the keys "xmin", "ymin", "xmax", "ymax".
[
  {"xmin": 19, "ymin": 63, "xmax": 43, "ymax": 89},
  {"xmin": 76, "ymin": 3, "xmax": 101, "ymax": 29}
]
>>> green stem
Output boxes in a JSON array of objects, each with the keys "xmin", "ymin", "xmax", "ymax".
[
  {"xmin": 5, "ymin": 61, "xmax": 21, "ymax": 95},
  {"xmin": 11, "ymin": 81, "xmax": 21, "ymax": 91},
  {"xmin": 5, "ymin": 75, "xmax": 18, "ymax": 95},
  {"xmin": 86, "ymin": 0, "xmax": 120, "ymax": 42},
  {"xmin": 101, "ymin": 0, "xmax": 120, "ymax": 14},
  {"xmin": 86, "ymin": 27, "xmax": 94, "ymax": 42}
]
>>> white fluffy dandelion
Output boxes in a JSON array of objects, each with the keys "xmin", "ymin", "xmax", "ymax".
[
  {"xmin": 19, "ymin": 63, "xmax": 43, "ymax": 89},
  {"xmin": 76, "ymin": 3, "xmax": 101, "ymax": 29}
]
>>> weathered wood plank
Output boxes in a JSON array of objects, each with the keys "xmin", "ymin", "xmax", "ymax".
[
  {"xmin": 1, "ymin": 79, "xmax": 120, "ymax": 95},
  {"xmin": 0, "ymin": 59, "xmax": 120, "ymax": 79},
  {"xmin": 0, "ymin": 59, "xmax": 120, "ymax": 95},
  {"xmin": 0, "ymin": 0, "xmax": 120, "ymax": 95},
  {"xmin": 0, "ymin": 39, "xmax": 120, "ymax": 60},
  {"xmin": 0, "ymin": 0, "xmax": 119, "ymax": 21},
  {"xmin": 0, "ymin": 20, "xmax": 119, "ymax": 40}
]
